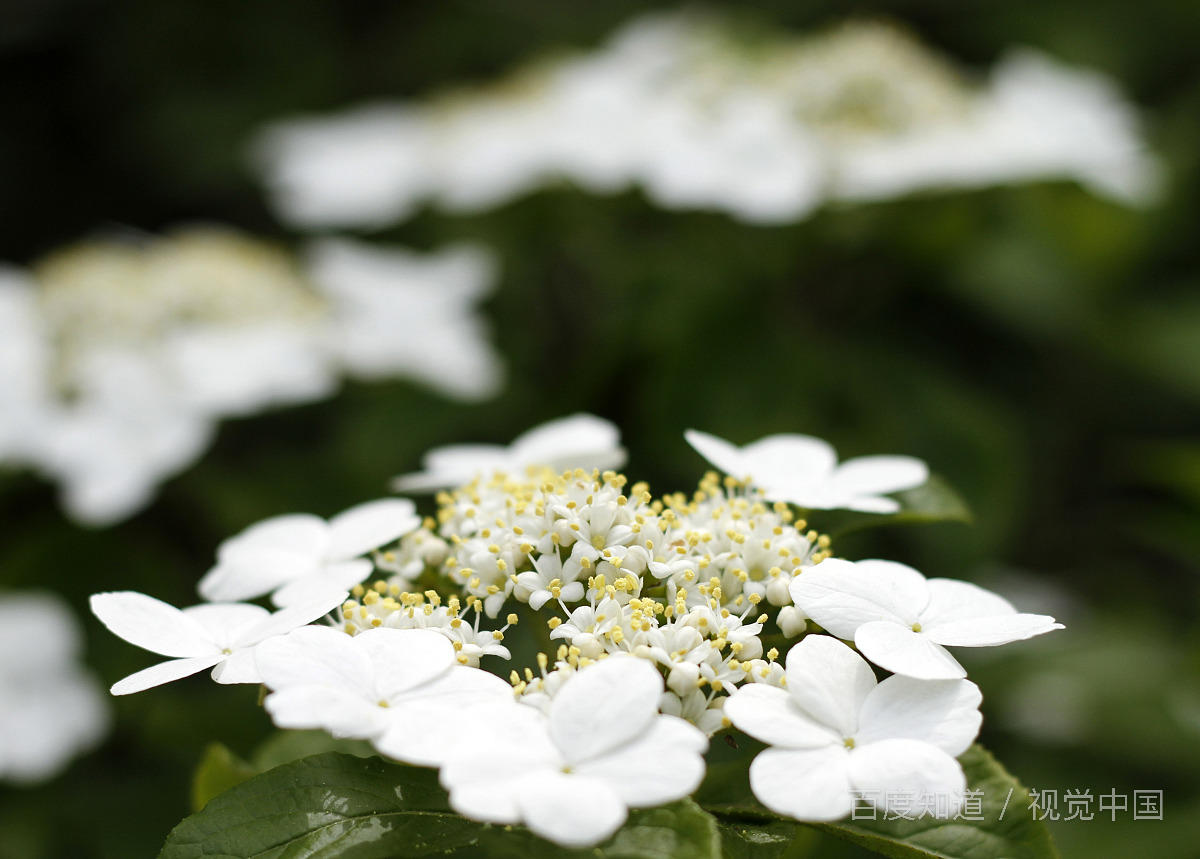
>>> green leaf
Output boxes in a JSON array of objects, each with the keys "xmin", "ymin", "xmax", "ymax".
[
  {"xmin": 190, "ymin": 744, "xmax": 259, "ymax": 813},
  {"xmin": 167, "ymin": 752, "xmax": 725, "ymax": 859},
  {"xmin": 824, "ymin": 474, "xmax": 973, "ymax": 538},
  {"xmin": 710, "ymin": 745, "xmax": 1057, "ymax": 859},
  {"xmin": 718, "ymin": 820, "xmax": 817, "ymax": 859},
  {"xmin": 474, "ymin": 798, "xmax": 723, "ymax": 859},
  {"xmin": 160, "ymin": 752, "xmax": 484, "ymax": 859}
]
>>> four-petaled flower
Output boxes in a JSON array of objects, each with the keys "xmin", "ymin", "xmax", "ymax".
[
  {"xmin": 685, "ymin": 429, "xmax": 928, "ymax": 513},
  {"xmin": 725, "ymin": 635, "xmax": 982, "ymax": 821},
  {"xmin": 198, "ymin": 498, "xmax": 421, "ymax": 606},
  {"xmin": 439, "ymin": 655, "xmax": 708, "ymax": 847},
  {"xmin": 89, "ymin": 590, "xmax": 347, "ymax": 694},
  {"xmin": 790, "ymin": 558, "xmax": 1063, "ymax": 679}
]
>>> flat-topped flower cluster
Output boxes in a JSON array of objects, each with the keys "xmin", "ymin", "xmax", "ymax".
[{"xmin": 91, "ymin": 415, "xmax": 1062, "ymax": 847}]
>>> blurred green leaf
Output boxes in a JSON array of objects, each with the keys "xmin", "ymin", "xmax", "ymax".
[
  {"xmin": 189, "ymin": 743, "xmax": 258, "ymax": 813},
  {"xmin": 825, "ymin": 474, "xmax": 973, "ymax": 538}
]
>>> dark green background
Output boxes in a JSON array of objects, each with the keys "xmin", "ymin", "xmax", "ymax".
[{"xmin": 1, "ymin": 2, "xmax": 1198, "ymax": 856}]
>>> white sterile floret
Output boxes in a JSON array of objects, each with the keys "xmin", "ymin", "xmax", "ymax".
[
  {"xmin": 89, "ymin": 590, "xmax": 347, "ymax": 694},
  {"xmin": 685, "ymin": 430, "xmax": 928, "ymax": 514},
  {"xmin": 790, "ymin": 558, "xmax": 1064, "ymax": 680},
  {"xmin": 0, "ymin": 592, "xmax": 110, "ymax": 784},
  {"xmin": 439, "ymin": 655, "xmax": 708, "ymax": 848},
  {"xmin": 255, "ymin": 626, "xmax": 512, "ymax": 767},
  {"xmin": 198, "ymin": 498, "xmax": 421, "ymax": 606},
  {"xmin": 392, "ymin": 413, "xmax": 626, "ymax": 492},
  {"xmin": 724, "ymin": 635, "xmax": 982, "ymax": 822}
]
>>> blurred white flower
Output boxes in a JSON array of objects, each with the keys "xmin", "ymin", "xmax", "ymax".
[
  {"xmin": 198, "ymin": 498, "xmax": 421, "ymax": 607},
  {"xmin": 439, "ymin": 656, "xmax": 708, "ymax": 848},
  {"xmin": 254, "ymin": 12, "xmax": 1160, "ymax": 231},
  {"xmin": 256, "ymin": 626, "xmax": 512, "ymax": 766},
  {"xmin": 685, "ymin": 429, "xmax": 928, "ymax": 513},
  {"xmin": 0, "ymin": 592, "xmax": 109, "ymax": 784},
  {"xmin": 392, "ymin": 413, "xmax": 626, "ymax": 492},
  {"xmin": 89, "ymin": 589, "xmax": 347, "ymax": 694},
  {"xmin": 306, "ymin": 237, "xmax": 503, "ymax": 401},
  {"xmin": 790, "ymin": 558, "xmax": 1063, "ymax": 680},
  {"xmin": 724, "ymin": 635, "xmax": 981, "ymax": 821},
  {"xmin": 0, "ymin": 228, "xmax": 503, "ymax": 526}
]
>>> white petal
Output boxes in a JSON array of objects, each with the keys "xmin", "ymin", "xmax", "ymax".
[
  {"xmin": 181, "ymin": 603, "xmax": 271, "ymax": 648},
  {"xmin": 327, "ymin": 498, "xmax": 421, "ymax": 561},
  {"xmin": 356, "ymin": 628, "xmax": 456, "ymax": 699},
  {"xmin": 110, "ymin": 654, "xmax": 225, "ymax": 695},
  {"xmin": 513, "ymin": 414, "xmax": 624, "ymax": 472},
  {"xmin": 264, "ymin": 685, "xmax": 388, "ymax": 738},
  {"xmin": 684, "ymin": 429, "xmax": 749, "ymax": 478},
  {"xmin": 255, "ymin": 625, "xmax": 375, "ymax": 698},
  {"xmin": 218, "ymin": 513, "xmax": 329, "ymax": 560},
  {"xmin": 830, "ymin": 456, "xmax": 928, "ymax": 497},
  {"xmin": 923, "ymin": 614, "xmax": 1064, "ymax": 647},
  {"xmin": 198, "ymin": 550, "xmax": 320, "ymax": 603},
  {"xmin": 741, "ymin": 434, "xmax": 838, "ymax": 497},
  {"xmin": 854, "ymin": 623, "xmax": 966, "ymax": 680},
  {"xmin": 789, "ymin": 559, "xmax": 928, "ymax": 639},
  {"xmin": 393, "ymin": 444, "xmax": 508, "ymax": 492},
  {"xmin": 784, "ymin": 635, "xmax": 878, "ymax": 737},
  {"xmin": 90, "ymin": 592, "xmax": 216, "ymax": 658},
  {"xmin": 748, "ymin": 746, "xmax": 854, "ymax": 822},
  {"xmin": 242, "ymin": 589, "xmax": 348, "ymax": 644},
  {"xmin": 549, "ymin": 655, "xmax": 661, "ymax": 766},
  {"xmin": 209, "ymin": 647, "xmax": 262, "ymax": 685},
  {"xmin": 518, "ymin": 772, "xmax": 628, "ymax": 848},
  {"xmin": 847, "ymin": 739, "xmax": 966, "ymax": 818},
  {"xmin": 920, "ymin": 579, "xmax": 1017, "ymax": 627},
  {"xmin": 572, "ymin": 715, "xmax": 707, "ymax": 807},
  {"xmin": 270, "ymin": 560, "xmax": 372, "ymax": 607},
  {"xmin": 724, "ymin": 680, "xmax": 841, "ymax": 749},
  {"xmin": 856, "ymin": 677, "xmax": 982, "ymax": 757},
  {"xmin": 442, "ymin": 754, "xmax": 542, "ymax": 824}
]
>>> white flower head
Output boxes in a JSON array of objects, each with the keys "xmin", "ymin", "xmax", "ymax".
[
  {"xmin": 440, "ymin": 655, "xmax": 708, "ymax": 848},
  {"xmin": 255, "ymin": 625, "xmax": 512, "ymax": 766},
  {"xmin": 790, "ymin": 558, "xmax": 1064, "ymax": 680},
  {"xmin": 725, "ymin": 635, "xmax": 982, "ymax": 821},
  {"xmin": 685, "ymin": 429, "xmax": 928, "ymax": 513},
  {"xmin": 0, "ymin": 592, "xmax": 110, "ymax": 784},
  {"xmin": 198, "ymin": 498, "xmax": 421, "ymax": 606},
  {"xmin": 89, "ymin": 589, "xmax": 347, "ymax": 694},
  {"xmin": 393, "ymin": 413, "xmax": 626, "ymax": 492}
]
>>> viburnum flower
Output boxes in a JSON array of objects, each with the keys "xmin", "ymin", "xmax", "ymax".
[
  {"xmin": 0, "ymin": 591, "xmax": 110, "ymax": 784},
  {"xmin": 724, "ymin": 635, "xmax": 982, "ymax": 821},
  {"xmin": 89, "ymin": 590, "xmax": 347, "ymax": 694},
  {"xmin": 198, "ymin": 499, "xmax": 421, "ymax": 606},
  {"xmin": 685, "ymin": 429, "xmax": 928, "ymax": 513},
  {"xmin": 439, "ymin": 655, "xmax": 708, "ymax": 847},
  {"xmin": 790, "ymin": 558, "xmax": 1064, "ymax": 680},
  {"xmin": 255, "ymin": 626, "xmax": 512, "ymax": 766},
  {"xmin": 391, "ymin": 413, "xmax": 626, "ymax": 492}
]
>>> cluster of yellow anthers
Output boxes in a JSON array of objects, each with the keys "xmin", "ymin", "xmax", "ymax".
[{"xmin": 331, "ymin": 466, "xmax": 832, "ymax": 729}]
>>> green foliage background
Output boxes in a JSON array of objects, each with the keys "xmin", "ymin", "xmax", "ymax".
[{"xmin": 1, "ymin": 1, "xmax": 1198, "ymax": 856}]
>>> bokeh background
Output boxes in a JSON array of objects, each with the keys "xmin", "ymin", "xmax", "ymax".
[{"xmin": 2, "ymin": 1, "xmax": 1199, "ymax": 857}]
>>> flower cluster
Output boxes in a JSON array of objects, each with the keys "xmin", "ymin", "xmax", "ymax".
[
  {"xmin": 90, "ymin": 415, "xmax": 1063, "ymax": 845},
  {"xmin": 0, "ymin": 228, "xmax": 501, "ymax": 525},
  {"xmin": 255, "ymin": 11, "xmax": 1159, "ymax": 232}
]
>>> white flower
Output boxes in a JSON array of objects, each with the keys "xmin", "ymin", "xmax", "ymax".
[
  {"xmin": 790, "ymin": 558, "xmax": 1063, "ymax": 680},
  {"xmin": 255, "ymin": 625, "xmax": 512, "ymax": 766},
  {"xmin": 724, "ymin": 635, "xmax": 981, "ymax": 821},
  {"xmin": 514, "ymin": 551, "xmax": 585, "ymax": 610},
  {"xmin": 305, "ymin": 237, "xmax": 503, "ymax": 401},
  {"xmin": 89, "ymin": 590, "xmax": 347, "ymax": 694},
  {"xmin": 393, "ymin": 413, "xmax": 626, "ymax": 492},
  {"xmin": 439, "ymin": 655, "xmax": 708, "ymax": 847},
  {"xmin": 198, "ymin": 499, "xmax": 421, "ymax": 606},
  {"xmin": 685, "ymin": 429, "xmax": 928, "ymax": 513},
  {"xmin": 0, "ymin": 592, "xmax": 110, "ymax": 784}
]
